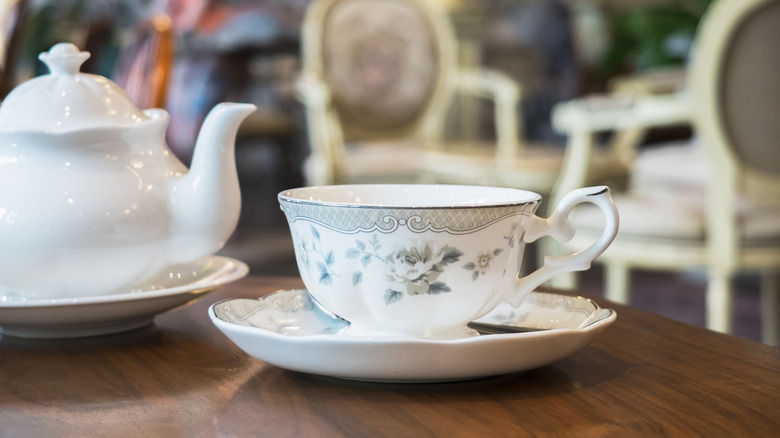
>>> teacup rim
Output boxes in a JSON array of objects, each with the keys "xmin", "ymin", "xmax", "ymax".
[{"xmin": 278, "ymin": 184, "xmax": 542, "ymax": 209}]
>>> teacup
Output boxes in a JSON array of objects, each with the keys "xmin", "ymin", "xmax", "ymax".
[{"xmin": 279, "ymin": 184, "xmax": 618, "ymax": 339}]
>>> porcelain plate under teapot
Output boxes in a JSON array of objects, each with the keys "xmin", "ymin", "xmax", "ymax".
[{"xmin": 0, "ymin": 43, "xmax": 256, "ymax": 300}]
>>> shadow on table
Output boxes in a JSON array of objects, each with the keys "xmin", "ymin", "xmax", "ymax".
[
  {"xmin": 0, "ymin": 324, "xmax": 256, "ymax": 406},
  {"xmin": 292, "ymin": 346, "xmax": 627, "ymax": 397},
  {"xmin": 0, "ymin": 324, "xmax": 164, "ymax": 350},
  {"xmin": 211, "ymin": 346, "xmax": 629, "ymax": 435}
]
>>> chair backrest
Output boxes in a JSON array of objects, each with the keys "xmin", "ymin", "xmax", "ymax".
[
  {"xmin": 689, "ymin": 0, "xmax": 780, "ymax": 265},
  {"xmin": 691, "ymin": 0, "xmax": 780, "ymax": 200},
  {"xmin": 300, "ymin": 0, "xmax": 457, "ymax": 142}
]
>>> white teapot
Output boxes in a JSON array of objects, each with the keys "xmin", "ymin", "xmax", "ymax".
[{"xmin": 0, "ymin": 43, "xmax": 256, "ymax": 299}]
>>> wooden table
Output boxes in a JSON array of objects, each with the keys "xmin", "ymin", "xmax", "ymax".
[{"xmin": 1, "ymin": 276, "xmax": 778, "ymax": 437}]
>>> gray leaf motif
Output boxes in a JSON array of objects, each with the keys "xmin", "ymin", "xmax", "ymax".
[
  {"xmin": 427, "ymin": 281, "xmax": 451, "ymax": 294},
  {"xmin": 347, "ymin": 235, "xmax": 384, "ymax": 286},
  {"xmin": 504, "ymin": 223, "xmax": 519, "ymax": 248},
  {"xmin": 301, "ymin": 226, "xmax": 339, "ymax": 285},
  {"xmin": 317, "ymin": 262, "xmax": 333, "ymax": 286},
  {"xmin": 440, "ymin": 247, "xmax": 464, "ymax": 266},
  {"xmin": 385, "ymin": 289, "xmax": 403, "ymax": 305}
]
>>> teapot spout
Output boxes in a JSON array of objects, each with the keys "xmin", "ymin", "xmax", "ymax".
[{"xmin": 168, "ymin": 102, "xmax": 256, "ymax": 263}]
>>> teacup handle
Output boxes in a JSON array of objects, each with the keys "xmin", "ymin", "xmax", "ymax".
[{"xmin": 504, "ymin": 186, "xmax": 619, "ymax": 307}]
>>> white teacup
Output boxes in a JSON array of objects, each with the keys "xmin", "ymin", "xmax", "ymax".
[{"xmin": 279, "ymin": 184, "xmax": 618, "ymax": 339}]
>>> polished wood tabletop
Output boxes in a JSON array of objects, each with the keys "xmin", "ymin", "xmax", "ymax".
[{"xmin": 1, "ymin": 276, "xmax": 778, "ymax": 437}]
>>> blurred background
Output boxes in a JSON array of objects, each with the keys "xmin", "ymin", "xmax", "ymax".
[{"xmin": 2, "ymin": 0, "xmax": 777, "ymax": 344}]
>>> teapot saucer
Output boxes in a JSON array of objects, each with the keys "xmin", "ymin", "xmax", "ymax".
[
  {"xmin": 209, "ymin": 289, "xmax": 616, "ymax": 382},
  {"xmin": 0, "ymin": 256, "xmax": 248, "ymax": 338}
]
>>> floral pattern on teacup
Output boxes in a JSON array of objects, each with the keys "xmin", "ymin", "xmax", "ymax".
[
  {"xmin": 346, "ymin": 234, "xmax": 384, "ymax": 277},
  {"xmin": 504, "ymin": 223, "xmax": 519, "ymax": 248},
  {"xmin": 296, "ymin": 226, "xmax": 340, "ymax": 285},
  {"xmin": 294, "ymin": 221, "xmax": 521, "ymax": 306},
  {"xmin": 382, "ymin": 240, "xmax": 463, "ymax": 304},
  {"xmin": 463, "ymin": 248, "xmax": 504, "ymax": 281}
]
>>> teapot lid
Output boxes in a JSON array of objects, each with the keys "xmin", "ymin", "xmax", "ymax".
[{"xmin": 0, "ymin": 43, "xmax": 149, "ymax": 133}]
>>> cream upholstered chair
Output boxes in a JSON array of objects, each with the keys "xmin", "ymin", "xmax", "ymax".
[
  {"xmin": 296, "ymin": 0, "xmax": 511, "ymax": 186},
  {"xmin": 296, "ymin": 0, "xmax": 623, "ymax": 192},
  {"xmin": 546, "ymin": 0, "xmax": 780, "ymax": 345}
]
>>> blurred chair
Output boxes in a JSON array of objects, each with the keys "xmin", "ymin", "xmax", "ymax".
[
  {"xmin": 114, "ymin": 14, "xmax": 175, "ymax": 110},
  {"xmin": 547, "ymin": 0, "xmax": 780, "ymax": 345},
  {"xmin": 0, "ymin": 0, "xmax": 27, "ymax": 99},
  {"xmin": 296, "ymin": 0, "xmax": 623, "ymax": 190}
]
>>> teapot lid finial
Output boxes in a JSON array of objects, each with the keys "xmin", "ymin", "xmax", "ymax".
[{"xmin": 39, "ymin": 43, "xmax": 91, "ymax": 76}]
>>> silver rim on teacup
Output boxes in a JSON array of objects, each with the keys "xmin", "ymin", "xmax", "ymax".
[{"xmin": 278, "ymin": 184, "xmax": 618, "ymax": 340}]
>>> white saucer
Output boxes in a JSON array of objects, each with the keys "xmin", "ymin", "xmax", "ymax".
[
  {"xmin": 0, "ymin": 256, "xmax": 248, "ymax": 338},
  {"xmin": 209, "ymin": 289, "xmax": 616, "ymax": 382}
]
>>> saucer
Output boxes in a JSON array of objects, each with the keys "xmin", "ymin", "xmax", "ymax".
[
  {"xmin": 0, "ymin": 256, "xmax": 248, "ymax": 338},
  {"xmin": 209, "ymin": 289, "xmax": 616, "ymax": 382}
]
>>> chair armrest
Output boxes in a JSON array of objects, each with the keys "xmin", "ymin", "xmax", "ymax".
[
  {"xmin": 608, "ymin": 67, "xmax": 688, "ymax": 96},
  {"xmin": 455, "ymin": 68, "xmax": 521, "ymax": 101},
  {"xmin": 552, "ymin": 93, "xmax": 692, "ymax": 134},
  {"xmin": 549, "ymin": 93, "xmax": 693, "ymax": 209},
  {"xmin": 455, "ymin": 68, "xmax": 522, "ymax": 162},
  {"xmin": 295, "ymin": 72, "xmax": 331, "ymax": 109}
]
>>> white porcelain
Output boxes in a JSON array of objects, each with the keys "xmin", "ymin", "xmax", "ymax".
[
  {"xmin": 209, "ymin": 289, "xmax": 616, "ymax": 382},
  {"xmin": 0, "ymin": 256, "xmax": 248, "ymax": 338},
  {"xmin": 0, "ymin": 43, "xmax": 256, "ymax": 299},
  {"xmin": 278, "ymin": 184, "xmax": 618, "ymax": 339}
]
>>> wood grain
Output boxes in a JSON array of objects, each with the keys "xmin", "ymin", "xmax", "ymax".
[{"xmin": 1, "ymin": 277, "xmax": 778, "ymax": 437}]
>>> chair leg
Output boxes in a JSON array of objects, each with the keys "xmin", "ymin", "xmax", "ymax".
[
  {"xmin": 605, "ymin": 262, "xmax": 630, "ymax": 304},
  {"xmin": 706, "ymin": 270, "xmax": 734, "ymax": 334},
  {"xmin": 760, "ymin": 271, "xmax": 779, "ymax": 346}
]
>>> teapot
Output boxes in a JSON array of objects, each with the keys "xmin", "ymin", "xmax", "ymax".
[{"xmin": 0, "ymin": 43, "xmax": 256, "ymax": 299}]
